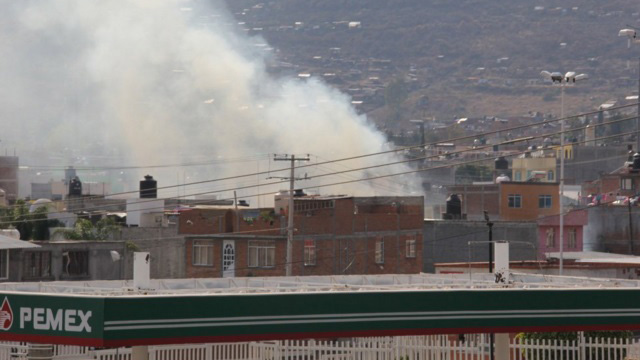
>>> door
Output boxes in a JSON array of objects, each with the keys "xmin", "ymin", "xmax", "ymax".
[{"xmin": 222, "ymin": 240, "xmax": 236, "ymax": 278}]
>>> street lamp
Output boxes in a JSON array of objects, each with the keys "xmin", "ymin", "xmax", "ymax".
[
  {"xmin": 483, "ymin": 210, "xmax": 494, "ymax": 360},
  {"xmin": 618, "ymin": 28, "xmax": 640, "ymax": 151},
  {"xmin": 540, "ymin": 70, "xmax": 588, "ymax": 275}
]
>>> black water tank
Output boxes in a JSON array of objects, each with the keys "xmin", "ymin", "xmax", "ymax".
[
  {"xmin": 69, "ymin": 177, "xmax": 82, "ymax": 196},
  {"xmin": 633, "ymin": 153, "xmax": 640, "ymax": 171},
  {"xmin": 445, "ymin": 194, "xmax": 462, "ymax": 218},
  {"xmin": 495, "ymin": 157, "xmax": 509, "ymax": 170},
  {"xmin": 140, "ymin": 175, "xmax": 157, "ymax": 198}
]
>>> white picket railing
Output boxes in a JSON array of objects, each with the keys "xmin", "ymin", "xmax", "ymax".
[
  {"xmin": 4, "ymin": 334, "xmax": 640, "ymax": 360},
  {"xmin": 0, "ymin": 342, "xmax": 27, "ymax": 360}
]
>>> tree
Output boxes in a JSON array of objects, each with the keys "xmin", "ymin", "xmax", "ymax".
[
  {"xmin": 10, "ymin": 200, "xmax": 33, "ymax": 240},
  {"xmin": 55, "ymin": 217, "xmax": 119, "ymax": 241},
  {"xmin": 384, "ymin": 78, "xmax": 409, "ymax": 121},
  {"xmin": 0, "ymin": 201, "xmax": 62, "ymax": 240},
  {"xmin": 31, "ymin": 206, "xmax": 61, "ymax": 241}
]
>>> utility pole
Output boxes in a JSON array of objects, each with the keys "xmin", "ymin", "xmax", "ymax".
[{"xmin": 273, "ymin": 154, "xmax": 310, "ymax": 276}]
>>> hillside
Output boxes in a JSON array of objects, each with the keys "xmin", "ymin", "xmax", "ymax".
[{"xmin": 221, "ymin": 0, "xmax": 640, "ymax": 129}]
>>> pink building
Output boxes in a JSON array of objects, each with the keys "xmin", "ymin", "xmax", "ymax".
[{"xmin": 537, "ymin": 209, "xmax": 588, "ymax": 258}]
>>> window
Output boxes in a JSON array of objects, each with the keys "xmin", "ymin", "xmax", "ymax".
[
  {"xmin": 0, "ymin": 250, "xmax": 7, "ymax": 280},
  {"xmin": 514, "ymin": 171, "xmax": 521, "ymax": 181},
  {"xmin": 248, "ymin": 240, "xmax": 275, "ymax": 268},
  {"xmin": 23, "ymin": 251, "xmax": 51, "ymax": 278},
  {"xmin": 304, "ymin": 239, "xmax": 316, "ymax": 266},
  {"xmin": 375, "ymin": 238, "xmax": 384, "ymax": 264},
  {"xmin": 508, "ymin": 194, "xmax": 522, "ymax": 208},
  {"xmin": 568, "ymin": 228, "xmax": 577, "ymax": 249},
  {"xmin": 547, "ymin": 170, "xmax": 554, "ymax": 181},
  {"xmin": 62, "ymin": 251, "xmax": 89, "ymax": 276},
  {"xmin": 622, "ymin": 178, "xmax": 633, "ymax": 190},
  {"xmin": 545, "ymin": 228, "xmax": 555, "ymax": 248},
  {"xmin": 193, "ymin": 240, "xmax": 214, "ymax": 266},
  {"xmin": 539, "ymin": 195, "xmax": 552, "ymax": 208},
  {"xmin": 405, "ymin": 239, "xmax": 416, "ymax": 258}
]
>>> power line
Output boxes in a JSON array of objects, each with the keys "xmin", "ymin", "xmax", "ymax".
[
  {"xmin": 2, "ymin": 124, "xmax": 638, "ymax": 228},
  {"xmin": 11, "ymin": 102, "xmax": 640, "ymax": 210},
  {"xmin": 20, "ymin": 110, "xmax": 639, "ymax": 215}
]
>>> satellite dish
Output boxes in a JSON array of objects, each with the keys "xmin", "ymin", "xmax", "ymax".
[{"xmin": 110, "ymin": 251, "xmax": 121, "ymax": 262}]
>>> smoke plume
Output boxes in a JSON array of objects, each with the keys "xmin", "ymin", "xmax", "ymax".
[{"xmin": 0, "ymin": 0, "xmax": 421, "ymax": 203}]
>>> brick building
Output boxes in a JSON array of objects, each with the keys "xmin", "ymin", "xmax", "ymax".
[
  {"xmin": 582, "ymin": 167, "xmax": 640, "ymax": 201},
  {"xmin": 537, "ymin": 209, "xmax": 588, "ymax": 258},
  {"xmin": 180, "ymin": 196, "xmax": 424, "ymax": 278},
  {"xmin": 0, "ymin": 156, "xmax": 18, "ymax": 203},
  {"xmin": 446, "ymin": 181, "xmax": 559, "ymax": 221}
]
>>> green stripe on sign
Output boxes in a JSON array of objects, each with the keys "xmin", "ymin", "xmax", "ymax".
[{"xmin": 102, "ymin": 289, "xmax": 640, "ymax": 342}]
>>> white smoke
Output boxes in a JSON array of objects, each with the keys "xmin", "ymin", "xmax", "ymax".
[{"xmin": 0, "ymin": 0, "xmax": 422, "ymax": 203}]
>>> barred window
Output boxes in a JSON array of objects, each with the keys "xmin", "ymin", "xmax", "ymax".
[
  {"xmin": 193, "ymin": 240, "xmax": 214, "ymax": 266},
  {"xmin": 248, "ymin": 240, "xmax": 276, "ymax": 268},
  {"xmin": 546, "ymin": 228, "xmax": 555, "ymax": 248},
  {"xmin": 538, "ymin": 195, "xmax": 552, "ymax": 208},
  {"xmin": 304, "ymin": 239, "xmax": 316, "ymax": 266},
  {"xmin": 62, "ymin": 251, "xmax": 89, "ymax": 276},
  {"xmin": 405, "ymin": 240, "xmax": 416, "ymax": 258},
  {"xmin": 508, "ymin": 194, "xmax": 522, "ymax": 208},
  {"xmin": 24, "ymin": 251, "xmax": 51, "ymax": 279},
  {"xmin": 375, "ymin": 238, "xmax": 384, "ymax": 264},
  {"xmin": 568, "ymin": 229, "xmax": 577, "ymax": 249}
]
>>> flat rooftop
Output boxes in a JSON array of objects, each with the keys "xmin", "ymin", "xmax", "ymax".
[{"xmin": 1, "ymin": 272, "xmax": 639, "ymax": 297}]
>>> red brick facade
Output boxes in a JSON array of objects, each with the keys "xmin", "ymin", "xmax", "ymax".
[{"xmin": 182, "ymin": 196, "xmax": 424, "ymax": 278}]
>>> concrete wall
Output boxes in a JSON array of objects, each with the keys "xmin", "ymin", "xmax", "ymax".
[
  {"xmin": 117, "ymin": 227, "xmax": 185, "ymax": 279},
  {"xmin": 583, "ymin": 206, "xmax": 640, "ymax": 254},
  {"xmin": 123, "ymin": 238, "xmax": 186, "ymax": 279},
  {"xmin": 423, "ymin": 219, "xmax": 539, "ymax": 273},
  {"xmin": 10, "ymin": 241, "xmax": 126, "ymax": 282},
  {"xmin": 435, "ymin": 265, "xmax": 640, "ymax": 280}
]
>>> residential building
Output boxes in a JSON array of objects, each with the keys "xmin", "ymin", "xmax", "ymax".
[
  {"xmin": 511, "ymin": 156, "xmax": 556, "ymax": 182},
  {"xmin": 446, "ymin": 181, "xmax": 559, "ymax": 221},
  {"xmin": 537, "ymin": 209, "xmax": 588, "ymax": 258},
  {"xmin": 182, "ymin": 195, "xmax": 424, "ymax": 278},
  {"xmin": 582, "ymin": 163, "xmax": 640, "ymax": 200}
]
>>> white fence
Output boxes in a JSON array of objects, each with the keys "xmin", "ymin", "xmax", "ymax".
[{"xmin": 2, "ymin": 334, "xmax": 640, "ymax": 360}]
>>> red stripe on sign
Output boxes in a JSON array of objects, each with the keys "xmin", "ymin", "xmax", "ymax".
[
  {"xmin": 0, "ymin": 333, "xmax": 103, "ymax": 347},
  {"xmin": 103, "ymin": 324, "xmax": 640, "ymax": 347}
]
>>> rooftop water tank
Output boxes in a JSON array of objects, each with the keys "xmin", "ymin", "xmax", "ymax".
[
  {"xmin": 140, "ymin": 175, "xmax": 157, "ymax": 199},
  {"xmin": 633, "ymin": 153, "xmax": 640, "ymax": 171},
  {"xmin": 495, "ymin": 157, "xmax": 509, "ymax": 170},
  {"xmin": 444, "ymin": 194, "xmax": 462, "ymax": 219},
  {"xmin": 69, "ymin": 177, "xmax": 82, "ymax": 196}
]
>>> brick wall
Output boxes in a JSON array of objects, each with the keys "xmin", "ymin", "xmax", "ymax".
[
  {"xmin": 183, "ymin": 196, "xmax": 424, "ymax": 278},
  {"xmin": 500, "ymin": 182, "xmax": 559, "ymax": 221},
  {"xmin": 178, "ymin": 209, "xmax": 232, "ymax": 235}
]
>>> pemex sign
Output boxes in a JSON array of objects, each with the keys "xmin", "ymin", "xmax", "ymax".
[
  {"xmin": 1, "ymin": 288, "xmax": 640, "ymax": 346},
  {"xmin": 0, "ymin": 294, "xmax": 102, "ymax": 345}
]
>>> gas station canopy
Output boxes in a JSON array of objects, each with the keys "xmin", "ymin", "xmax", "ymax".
[{"xmin": 0, "ymin": 273, "xmax": 639, "ymax": 347}]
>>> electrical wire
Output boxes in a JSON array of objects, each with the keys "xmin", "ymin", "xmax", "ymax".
[
  {"xmin": 2, "ymin": 123, "xmax": 639, "ymax": 228},
  {"xmin": 11, "ymin": 102, "xmax": 640, "ymax": 210}
]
